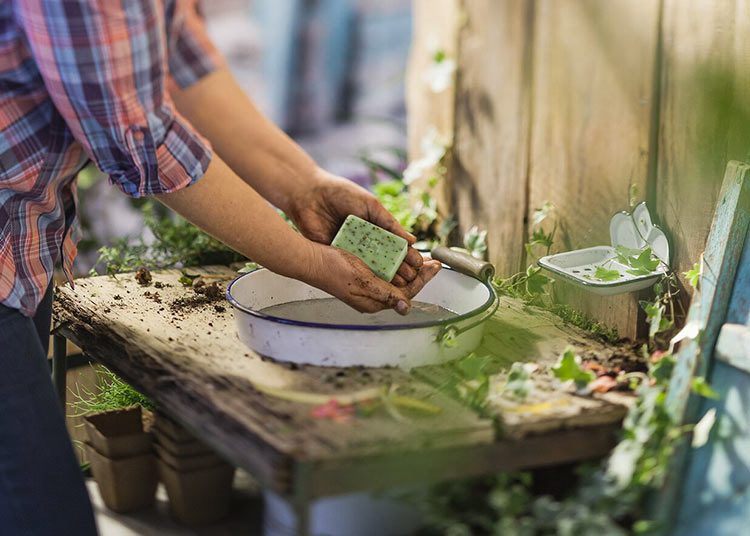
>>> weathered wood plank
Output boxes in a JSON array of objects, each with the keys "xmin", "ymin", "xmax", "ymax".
[
  {"xmin": 665, "ymin": 161, "xmax": 750, "ymax": 419},
  {"xmin": 655, "ymin": 160, "xmax": 750, "ymax": 526},
  {"xmin": 657, "ymin": 0, "xmax": 750, "ymax": 308},
  {"xmin": 405, "ymin": 0, "xmax": 460, "ymax": 210},
  {"xmin": 527, "ymin": 0, "xmax": 662, "ymax": 339},
  {"xmin": 671, "ymin": 327, "xmax": 750, "ymax": 535},
  {"xmin": 305, "ymin": 425, "xmax": 620, "ymax": 499},
  {"xmin": 449, "ymin": 0, "xmax": 533, "ymax": 276}
]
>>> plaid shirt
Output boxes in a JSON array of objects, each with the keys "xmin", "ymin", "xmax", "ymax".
[{"xmin": 0, "ymin": 0, "xmax": 222, "ymax": 316}]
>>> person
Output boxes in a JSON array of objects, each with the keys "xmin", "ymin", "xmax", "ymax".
[{"xmin": 0, "ymin": 1, "xmax": 441, "ymax": 533}]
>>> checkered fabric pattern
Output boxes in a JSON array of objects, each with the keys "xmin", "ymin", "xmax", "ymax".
[{"xmin": 0, "ymin": 0, "xmax": 223, "ymax": 316}]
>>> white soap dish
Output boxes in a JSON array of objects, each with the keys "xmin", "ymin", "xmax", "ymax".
[{"xmin": 538, "ymin": 203, "xmax": 670, "ymax": 296}]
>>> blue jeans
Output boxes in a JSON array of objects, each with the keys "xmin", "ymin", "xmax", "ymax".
[{"xmin": 0, "ymin": 286, "xmax": 97, "ymax": 535}]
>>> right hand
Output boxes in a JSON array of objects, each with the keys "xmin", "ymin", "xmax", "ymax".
[{"xmin": 303, "ymin": 244, "xmax": 442, "ymax": 315}]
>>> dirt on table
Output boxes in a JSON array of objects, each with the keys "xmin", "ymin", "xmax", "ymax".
[
  {"xmin": 170, "ymin": 281, "xmax": 225, "ymax": 314},
  {"xmin": 135, "ymin": 267, "xmax": 152, "ymax": 286}
]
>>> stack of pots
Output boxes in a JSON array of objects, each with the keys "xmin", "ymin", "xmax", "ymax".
[
  {"xmin": 84, "ymin": 406, "xmax": 158, "ymax": 513},
  {"xmin": 153, "ymin": 411, "xmax": 235, "ymax": 526}
]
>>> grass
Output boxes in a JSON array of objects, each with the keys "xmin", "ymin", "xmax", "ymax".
[{"xmin": 71, "ymin": 366, "xmax": 154, "ymax": 415}]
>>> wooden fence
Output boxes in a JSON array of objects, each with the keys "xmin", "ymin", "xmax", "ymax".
[{"xmin": 407, "ymin": 0, "xmax": 750, "ymax": 338}]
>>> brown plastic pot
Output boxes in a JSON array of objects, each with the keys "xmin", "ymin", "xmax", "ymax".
[
  {"xmin": 153, "ymin": 411, "xmax": 197, "ymax": 443},
  {"xmin": 153, "ymin": 442, "xmax": 224, "ymax": 472},
  {"xmin": 157, "ymin": 457, "xmax": 235, "ymax": 526},
  {"xmin": 85, "ymin": 442, "xmax": 158, "ymax": 513},
  {"xmin": 84, "ymin": 406, "xmax": 152, "ymax": 458},
  {"xmin": 153, "ymin": 427, "xmax": 213, "ymax": 457}
]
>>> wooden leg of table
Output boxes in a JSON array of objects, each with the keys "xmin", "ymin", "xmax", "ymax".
[{"xmin": 52, "ymin": 334, "xmax": 67, "ymax": 410}]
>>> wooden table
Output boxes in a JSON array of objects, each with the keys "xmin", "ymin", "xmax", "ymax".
[{"xmin": 53, "ymin": 266, "xmax": 636, "ymax": 532}]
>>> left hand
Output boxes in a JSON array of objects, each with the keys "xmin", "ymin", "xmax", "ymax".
[{"xmin": 286, "ymin": 169, "xmax": 428, "ymax": 287}]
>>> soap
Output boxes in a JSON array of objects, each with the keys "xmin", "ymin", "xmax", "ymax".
[{"xmin": 331, "ymin": 215, "xmax": 408, "ymax": 282}]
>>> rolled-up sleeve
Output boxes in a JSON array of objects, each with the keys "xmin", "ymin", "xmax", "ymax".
[
  {"xmin": 167, "ymin": 0, "xmax": 224, "ymax": 90},
  {"xmin": 16, "ymin": 0, "xmax": 214, "ymax": 197}
]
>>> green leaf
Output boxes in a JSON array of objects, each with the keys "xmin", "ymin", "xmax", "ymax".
[
  {"xmin": 691, "ymin": 377, "xmax": 720, "ymax": 400},
  {"xmin": 504, "ymin": 362, "xmax": 536, "ymax": 400},
  {"xmin": 650, "ymin": 355, "xmax": 675, "ymax": 385},
  {"xmin": 238, "ymin": 262, "xmax": 260, "ymax": 274},
  {"xmin": 683, "ymin": 262, "xmax": 701, "ymax": 289},
  {"xmin": 640, "ymin": 300, "xmax": 670, "ymax": 340},
  {"xmin": 456, "ymin": 353, "xmax": 490, "ymax": 381},
  {"xmin": 552, "ymin": 348, "xmax": 595, "ymax": 389},
  {"xmin": 594, "ymin": 266, "xmax": 621, "ymax": 281},
  {"xmin": 531, "ymin": 201, "xmax": 554, "ymax": 227},
  {"xmin": 525, "ymin": 265, "xmax": 552, "ymax": 295},
  {"xmin": 615, "ymin": 245, "xmax": 643, "ymax": 265},
  {"xmin": 463, "ymin": 226, "xmax": 488, "ymax": 259},
  {"xmin": 433, "ymin": 49, "xmax": 447, "ymax": 63},
  {"xmin": 617, "ymin": 246, "xmax": 661, "ymax": 276}
]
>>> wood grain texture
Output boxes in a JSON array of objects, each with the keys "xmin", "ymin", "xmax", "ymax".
[
  {"xmin": 405, "ymin": 0, "xmax": 460, "ymax": 210},
  {"xmin": 528, "ymin": 0, "xmax": 662, "ymax": 339},
  {"xmin": 53, "ymin": 268, "xmax": 636, "ymax": 495},
  {"xmin": 449, "ymin": 0, "xmax": 533, "ymax": 277},
  {"xmin": 657, "ymin": 0, "xmax": 750, "ymax": 309}
]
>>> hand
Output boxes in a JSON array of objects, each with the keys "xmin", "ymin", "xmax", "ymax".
[
  {"xmin": 304, "ymin": 243, "xmax": 442, "ymax": 315},
  {"xmin": 287, "ymin": 169, "xmax": 424, "ymax": 287}
]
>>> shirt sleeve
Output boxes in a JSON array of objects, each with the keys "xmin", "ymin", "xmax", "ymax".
[
  {"xmin": 16, "ymin": 0, "xmax": 214, "ymax": 198},
  {"xmin": 167, "ymin": 0, "xmax": 225, "ymax": 90}
]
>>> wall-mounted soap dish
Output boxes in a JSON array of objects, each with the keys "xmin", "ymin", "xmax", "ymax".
[{"xmin": 538, "ymin": 203, "xmax": 670, "ymax": 296}]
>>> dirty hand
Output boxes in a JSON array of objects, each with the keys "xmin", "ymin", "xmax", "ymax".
[
  {"xmin": 304, "ymin": 243, "xmax": 442, "ymax": 315},
  {"xmin": 287, "ymin": 169, "xmax": 425, "ymax": 287}
]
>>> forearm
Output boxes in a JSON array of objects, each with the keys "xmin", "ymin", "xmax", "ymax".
[
  {"xmin": 171, "ymin": 69, "xmax": 318, "ymax": 212},
  {"xmin": 155, "ymin": 156, "xmax": 314, "ymax": 279}
]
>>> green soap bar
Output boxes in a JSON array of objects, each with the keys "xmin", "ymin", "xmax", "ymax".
[{"xmin": 331, "ymin": 215, "xmax": 408, "ymax": 282}]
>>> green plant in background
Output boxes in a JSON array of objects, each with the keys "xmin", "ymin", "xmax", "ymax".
[
  {"xmin": 551, "ymin": 348, "xmax": 595, "ymax": 391},
  {"xmin": 418, "ymin": 353, "xmax": 720, "ymax": 535},
  {"xmin": 90, "ymin": 200, "xmax": 245, "ymax": 275},
  {"xmin": 71, "ymin": 366, "xmax": 154, "ymax": 414}
]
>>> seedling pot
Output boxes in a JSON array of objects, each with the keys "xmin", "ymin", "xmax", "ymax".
[
  {"xmin": 153, "ymin": 426, "xmax": 214, "ymax": 457},
  {"xmin": 153, "ymin": 411, "xmax": 198, "ymax": 443},
  {"xmin": 85, "ymin": 442, "xmax": 158, "ymax": 513},
  {"xmin": 154, "ymin": 442, "xmax": 224, "ymax": 472},
  {"xmin": 157, "ymin": 457, "xmax": 235, "ymax": 526},
  {"xmin": 84, "ymin": 406, "xmax": 152, "ymax": 458}
]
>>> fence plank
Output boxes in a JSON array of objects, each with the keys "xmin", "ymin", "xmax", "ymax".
[
  {"xmin": 405, "ymin": 0, "xmax": 461, "ymax": 211},
  {"xmin": 527, "ymin": 0, "xmax": 662, "ymax": 339},
  {"xmin": 657, "ymin": 0, "xmax": 750, "ymax": 311},
  {"xmin": 449, "ymin": 0, "xmax": 534, "ymax": 276}
]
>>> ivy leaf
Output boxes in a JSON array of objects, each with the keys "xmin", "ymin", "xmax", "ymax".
[
  {"xmin": 640, "ymin": 301, "xmax": 672, "ymax": 340},
  {"xmin": 237, "ymin": 262, "xmax": 260, "ymax": 274},
  {"xmin": 525, "ymin": 228, "xmax": 555, "ymax": 258},
  {"xmin": 692, "ymin": 408, "xmax": 717, "ymax": 448},
  {"xmin": 691, "ymin": 377, "xmax": 720, "ymax": 400},
  {"xmin": 552, "ymin": 348, "xmax": 595, "ymax": 389},
  {"xmin": 615, "ymin": 245, "xmax": 643, "ymax": 265},
  {"xmin": 649, "ymin": 354, "xmax": 675, "ymax": 385},
  {"xmin": 525, "ymin": 265, "xmax": 552, "ymax": 295},
  {"xmin": 456, "ymin": 353, "xmax": 491, "ymax": 381},
  {"xmin": 594, "ymin": 266, "xmax": 621, "ymax": 281},
  {"xmin": 683, "ymin": 262, "xmax": 701, "ymax": 289},
  {"xmin": 531, "ymin": 201, "xmax": 555, "ymax": 227},
  {"xmin": 463, "ymin": 226, "xmax": 488, "ymax": 259},
  {"xmin": 615, "ymin": 246, "xmax": 661, "ymax": 276},
  {"xmin": 504, "ymin": 362, "xmax": 537, "ymax": 400}
]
